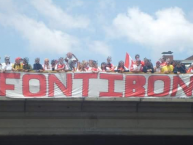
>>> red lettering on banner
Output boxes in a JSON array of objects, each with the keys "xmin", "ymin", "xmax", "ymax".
[
  {"xmin": 74, "ymin": 73, "xmax": 97, "ymax": 97},
  {"xmin": 48, "ymin": 74, "xmax": 72, "ymax": 97},
  {"xmin": 125, "ymin": 75, "xmax": 146, "ymax": 97},
  {"xmin": 148, "ymin": 75, "xmax": 170, "ymax": 97},
  {"xmin": 99, "ymin": 73, "xmax": 123, "ymax": 97},
  {"xmin": 171, "ymin": 76, "xmax": 193, "ymax": 96},
  {"xmin": 0, "ymin": 73, "xmax": 20, "ymax": 96},
  {"xmin": 23, "ymin": 74, "xmax": 46, "ymax": 97}
]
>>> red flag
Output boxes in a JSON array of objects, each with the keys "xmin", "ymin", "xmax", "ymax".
[
  {"xmin": 125, "ymin": 53, "xmax": 129, "ymax": 68},
  {"xmin": 125, "ymin": 52, "xmax": 133, "ymax": 70}
]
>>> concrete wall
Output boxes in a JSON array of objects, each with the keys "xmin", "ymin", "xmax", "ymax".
[{"xmin": 0, "ymin": 97, "xmax": 193, "ymax": 136}]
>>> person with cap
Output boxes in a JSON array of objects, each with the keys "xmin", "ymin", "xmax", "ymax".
[
  {"xmin": 1, "ymin": 56, "xmax": 13, "ymax": 72},
  {"xmin": 154, "ymin": 61, "xmax": 161, "ymax": 73},
  {"xmin": 187, "ymin": 63, "xmax": 193, "ymax": 73},
  {"xmin": 42, "ymin": 58, "xmax": 52, "ymax": 71},
  {"xmin": 12, "ymin": 57, "xmax": 23, "ymax": 71},
  {"xmin": 106, "ymin": 56, "xmax": 114, "ymax": 71},
  {"xmin": 161, "ymin": 59, "xmax": 173, "ymax": 74},
  {"xmin": 173, "ymin": 62, "xmax": 186, "ymax": 74},
  {"xmin": 131, "ymin": 59, "xmax": 143, "ymax": 73},
  {"xmin": 55, "ymin": 57, "xmax": 66, "ymax": 72},
  {"xmin": 33, "ymin": 58, "xmax": 43, "ymax": 72},
  {"xmin": 143, "ymin": 59, "xmax": 154, "ymax": 73},
  {"xmin": 65, "ymin": 52, "xmax": 78, "ymax": 71},
  {"xmin": 23, "ymin": 57, "xmax": 32, "ymax": 72},
  {"xmin": 114, "ymin": 61, "xmax": 129, "ymax": 73}
]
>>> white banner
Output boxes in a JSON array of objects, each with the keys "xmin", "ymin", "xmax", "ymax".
[{"xmin": 0, "ymin": 72, "xmax": 193, "ymax": 98}]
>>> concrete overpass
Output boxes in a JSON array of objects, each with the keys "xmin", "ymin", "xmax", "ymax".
[{"xmin": 0, "ymin": 97, "xmax": 193, "ymax": 144}]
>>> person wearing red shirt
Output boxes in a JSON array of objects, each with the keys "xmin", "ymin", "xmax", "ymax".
[
  {"xmin": 131, "ymin": 59, "xmax": 143, "ymax": 73},
  {"xmin": 133, "ymin": 54, "xmax": 144, "ymax": 67},
  {"xmin": 90, "ymin": 61, "xmax": 101, "ymax": 73},
  {"xmin": 187, "ymin": 63, "xmax": 193, "ymax": 73},
  {"xmin": 106, "ymin": 56, "xmax": 114, "ymax": 71},
  {"xmin": 115, "ymin": 61, "xmax": 129, "ymax": 73},
  {"xmin": 55, "ymin": 57, "xmax": 66, "ymax": 72},
  {"xmin": 100, "ymin": 62, "xmax": 107, "ymax": 72},
  {"xmin": 160, "ymin": 57, "xmax": 166, "ymax": 68}
]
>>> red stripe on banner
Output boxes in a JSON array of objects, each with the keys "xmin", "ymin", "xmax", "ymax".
[
  {"xmin": 48, "ymin": 74, "xmax": 72, "ymax": 97},
  {"xmin": 0, "ymin": 73, "xmax": 20, "ymax": 96},
  {"xmin": 74, "ymin": 73, "xmax": 98, "ymax": 97},
  {"xmin": 99, "ymin": 73, "xmax": 123, "ymax": 97}
]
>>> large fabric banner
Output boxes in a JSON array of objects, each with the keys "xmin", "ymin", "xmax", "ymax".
[{"xmin": 0, "ymin": 72, "xmax": 193, "ymax": 98}]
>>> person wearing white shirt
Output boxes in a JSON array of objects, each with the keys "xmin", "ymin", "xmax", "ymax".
[
  {"xmin": 131, "ymin": 59, "xmax": 143, "ymax": 73},
  {"xmin": 42, "ymin": 58, "xmax": 52, "ymax": 71},
  {"xmin": 1, "ymin": 56, "xmax": 13, "ymax": 72},
  {"xmin": 65, "ymin": 52, "xmax": 78, "ymax": 71}
]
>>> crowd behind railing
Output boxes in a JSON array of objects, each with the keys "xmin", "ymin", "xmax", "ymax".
[{"xmin": 0, "ymin": 53, "xmax": 193, "ymax": 74}]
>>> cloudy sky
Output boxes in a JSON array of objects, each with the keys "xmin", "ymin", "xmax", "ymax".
[{"xmin": 0, "ymin": 0, "xmax": 193, "ymax": 65}]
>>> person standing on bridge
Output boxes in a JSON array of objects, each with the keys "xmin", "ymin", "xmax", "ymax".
[
  {"xmin": 131, "ymin": 59, "xmax": 143, "ymax": 73},
  {"xmin": 154, "ymin": 61, "xmax": 161, "ymax": 73},
  {"xmin": 114, "ymin": 61, "xmax": 129, "ymax": 73},
  {"xmin": 23, "ymin": 57, "xmax": 32, "ymax": 72},
  {"xmin": 1, "ymin": 56, "xmax": 13, "ymax": 72},
  {"xmin": 33, "ymin": 58, "xmax": 43, "ymax": 72},
  {"xmin": 143, "ymin": 59, "xmax": 154, "ymax": 73},
  {"xmin": 173, "ymin": 62, "xmax": 186, "ymax": 74},
  {"xmin": 88, "ymin": 60, "xmax": 101, "ymax": 73},
  {"xmin": 65, "ymin": 52, "xmax": 78, "ymax": 71},
  {"xmin": 42, "ymin": 58, "xmax": 52, "ymax": 71},
  {"xmin": 12, "ymin": 57, "xmax": 23, "ymax": 71},
  {"xmin": 106, "ymin": 56, "xmax": 114, "ymax": 71},
  {"xmin": 187, "ymin": 63, "xmax": 193, "ymax": 73},
  {"xmin": 161, "ymin": 59, "xmax": 173, "ymax": 74},
  {"xmin": 55, "ymin": 57, "xmax": 66, "ymax": 72}
]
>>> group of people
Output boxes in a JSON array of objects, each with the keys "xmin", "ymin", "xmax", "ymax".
[{"xmin": 0, "ymin": 53, "xmax": 193, "ymax": 74}]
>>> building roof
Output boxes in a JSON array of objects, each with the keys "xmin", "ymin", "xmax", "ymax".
[
  {"xmin": 162, "ymin": 51, "xmax": 173, "ymax": 54},
  {"xmin": 185, "ymin": 55, "xmax": 193, "ymax": 60}
]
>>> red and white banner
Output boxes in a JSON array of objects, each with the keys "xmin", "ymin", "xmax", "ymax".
[{"xmin": 0, "ymin": 72, "xmax": 193, "ymax": 98}]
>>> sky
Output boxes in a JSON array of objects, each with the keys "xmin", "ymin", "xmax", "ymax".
[{"xmin": 0, "ymin": 0, "xmax": 193, "ymax": 66}]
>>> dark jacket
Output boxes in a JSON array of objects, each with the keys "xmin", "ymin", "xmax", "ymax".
[
  {"xmin": 173, "ymin": 66, "xmax": 186, "ymax": 74},
  {"xmin": 143, "ymin": 65, "xmax": 154, "ymax": 73},
  {"xmin": 33, "ymin": 63, "xmax": 43, "ymax": 71}
]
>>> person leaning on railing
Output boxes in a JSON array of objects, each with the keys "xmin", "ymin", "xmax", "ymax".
[
  {"xmin": 143, "ymin": 59, "xmax": 154, "ymax": 73},
  {"xmin": 55, "ymin": 57, "xmax": 66, "ymax": 72},
  {"xmin": 154, "ymin": 61, "xmax": 161, "ymax": 73},
  {"xmin": 22, "ymin": 57, "xmax": 32, "ymax": 72},
  {"xmin": 33, "ymin": 58, "xmax": 43, "ymax": 72},
  {"xmin": 173, "ymin": 62, "xmax": 186, "ymax": 74},
  {"xmin": 51, "ymin": 59, "xmax": 57, "ymax": 71},
  {"xmin": 12, "ymin": 57, "xmax": 23, "ymax": 72},
  {"xmin": 88, "ymin": 60, "xmax": 101, "ymax": 73},
  {"xmin": 101, "ymin": 62, "xmax": 107, "ymax": 72},
  {"xmin": 114, "ymin": 61, "xmax": 129, "ymax": 73},
  {"xmin": 42, "ymin": 58, "xmax": 52, "ymax": 72},
  {"xmin": 106, "ymin": 56, "xmax": 115, "ymax": 72},
  {"xmin": 65, "ymin": 52, "xmax": 78, "ymax": 71},
  {"xmin": 187, "ymin": 63, "xmax": 193, "ymax": 73},
  {"xmin": 131, "ymin": 59, "xmax": 143, "ymax": 73},
  {"xmin": 161, "ymin": 59, "xmax": 173, "ymax": 74},
  {"xmin": 1, "ymin": 56, "xmax": 12, "ymax": 73}
]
